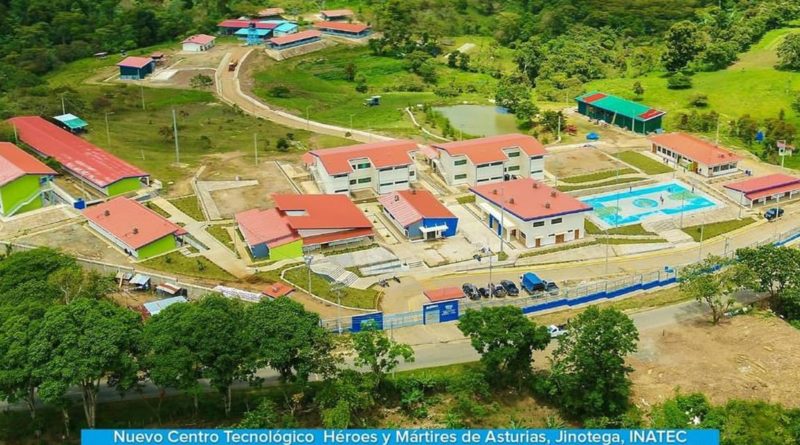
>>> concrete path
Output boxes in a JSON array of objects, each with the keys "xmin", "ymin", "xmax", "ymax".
[
  {"xmin": 195, "ymin": 179, "xmax": 259, "ymax": 220},
  {"xmin": 215, "ymin": 47, "xmax": 392, "ymax": 144}
]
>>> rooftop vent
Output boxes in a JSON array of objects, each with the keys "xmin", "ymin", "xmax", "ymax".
[
  {"xmin": 492, "ymin": 189, "xmax": 498, "ymax": 195},
  {"xmin": 104, "ymin": 210, "xmax": 110, "ymax": 216},
  {"xmin": 132, "ymin": 227, "xmax": 139, "ymax": 234},
  {"xmin": 545, "ymin": 202, "xmax": 551, "ymax": 209},
  {"xmin": 532, "ymin": 182, "xmax": 539, "ymax": 188},
  {"xmin": 509, "ymin": 197, "xmax": 515, "ymax": 204},
  {"xmin": 550, "ymin": 190, "xmax": 558, "ymax": 198}
]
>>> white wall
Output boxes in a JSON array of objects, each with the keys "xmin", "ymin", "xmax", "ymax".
[{"xmin": 438, "ymin": 149, "xmax": 546, "ymax": 186}]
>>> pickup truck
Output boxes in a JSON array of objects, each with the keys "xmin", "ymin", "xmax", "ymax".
[{"xmin": 548, "ymin": 324, "xmax": 568, "ymax": 338}]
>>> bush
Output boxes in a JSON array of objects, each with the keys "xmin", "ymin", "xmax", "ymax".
[
  {"xmin": 689, "ymin": 94, "xmax": 709, "ymax": 107},
  {"xmin": 667, "ymin": 73, "xmax": 693, "ymax": 89},
  {"xmin": 267, "ymin": 85, "xmax": 291, "ymax": 98}
]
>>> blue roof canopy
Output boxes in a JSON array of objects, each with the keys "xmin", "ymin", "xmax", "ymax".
[{"xmin": 234, "ymin": 28, "xmax": 271, "ymax": 37}]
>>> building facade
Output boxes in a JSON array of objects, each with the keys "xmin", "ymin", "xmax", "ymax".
[
  {"xmin": 649, "ymin": 132, "xmax": 741, "ymax": 178},
  {"xmin": 433, "ymin": 134, "xmax": 547, "ymax": 187},
  {"xmin": 723, "ymin": 173, "xmax": 800, "ymax": 207},
  {"xmin": 117, "ymin": 57, "xmax": 155, "ymax": 80},
  {"xmin": 470, "ymin": 178, "xmax": 592, "ymax": 248},
  {"xmin": 0, "ymin": 142, "xmax": 57, "ymax": 217},
  {"xmin": 576, "ymin": 91, "xmax": 664, "ymax": 134},
  {"xmin": 182, "ymin": 34, "xmax": 216, "ymax": 52},
  {"xmin": 379, "ymin": 189, "xmax": 458, "ymax": 240}
]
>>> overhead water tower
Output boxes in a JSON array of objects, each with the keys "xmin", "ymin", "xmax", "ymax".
[{"xmin": 246, "ymin": 22, "xmax": 260, "ymax": 46}]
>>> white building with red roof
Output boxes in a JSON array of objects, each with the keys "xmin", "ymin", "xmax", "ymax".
[
  {"xmin": 379, "ymin": 189, "xmax": 458, "ymax": 240},
  {"xmin": 7, "ymin": 116, "xmax": 149, "ymax": 196},
  {"xmin": 305, "ymin": 140, "xmax": 419, "ymax": 195},
  {"xmin": 313, "ymin": 21, "xmax": 372, "ymax": 38},
  {"xmin": 0, "ymin": 142, "xmax": 57, "ymax": 217},
  {"xmin": 723, "ymin": 173, "xmax": 800, "ymax": 207},
  {"xmin": 649, "ymin": 132, "xmax": 742, "ymax": 177},
  {"xmin": 432, "ymin": 134, "xmax": 548, "ymax": 187},
  {"xmin": 320, "ymin": 9, "xmax": 353, "ymax": 20},
  {"xmin": 182, "ymin": 34, "xmax": 216, "ymax": 52},
  {"xmin": 235, "ymin": 194, "xmax": 374, "ymax": 259},
  {"xmin": 84, "ymin": 197, "xmax": 186, "ymax": 259},
  {"xmin": 470, "ymin": 178, "xmax": 592, "ymax": 248}
]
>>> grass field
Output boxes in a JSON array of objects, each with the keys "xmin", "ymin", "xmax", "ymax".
[
  {"xmin": 614, "ymin": 151, "xmax": 675, "ymax": 175},
  {"xmin": 207, "ymin": 225, "xmax": 235, "ymax": 249},
  {"xmin": 557, "ymin": 177, "xmax": 644, "ymax": 192},
  {"xmin": 586, "ymin": 26, "xmax": 800, "ymax": 169},
  {"xmin": 251, "ymin": 45, "xmax": 498, "ymax": 138},
  {"xmin": 682, "ymin": 217, "xmax": 756, "ymax": 242},
  {"xmin": 561, "ymin": 168, "xmax": 637, "ymax": 183},
  {"xmin": 168, "ymin": 195, "xmax": 204, "ymax": 221},
  {"xmin": 283, "ymin": 266, "xmax": 380, "ymax": 309},
  {"xmin": 140, "ymin": 251, "xmax": 235, "ymax": 281},
  {"xmin": 585, "ymin": 219, "xmax": 654, "ymax": 236}
]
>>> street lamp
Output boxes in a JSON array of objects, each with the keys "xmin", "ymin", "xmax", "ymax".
[
  {"xmin": 104, "ymin": 112, "xmax": 114, "ymax": 146},
  {"xmin": 303, "ymin": 255, "xmax": 313, "ymax": 295},
  {"xmin": 331, "ymin": 283, "xmax": 344, "ymax": 334}
]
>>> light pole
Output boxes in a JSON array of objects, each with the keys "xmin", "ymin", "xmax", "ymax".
[
  {"xmin": 498, "ymin": 187, "xmax": 506, "ymax": 253},
  {"xmin": 303, "ymin": 255, "xmax": 313, "ymax": 295},
  {"xmin": 306, "ymin": 106, "xmax": 310, "ymax": 130},
  {"xmin": 104, "ymin": 112, "xmax": 114, "ymax": 146},
  {"xmin": 723, "ymin": 236, "xmax": 730, "ymax": 258},
  {"xmin": 331, "ymin": 284, "xmax": 343, "ymax": 334},
  {"xmin": 349, "ymin": 114, "xmax": 355, "ymax": 134}
]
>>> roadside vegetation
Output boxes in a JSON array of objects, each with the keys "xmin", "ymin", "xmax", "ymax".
[
  {"xmin": 168, "ymin": 195, "xmax": 205, "ymax": 221},
  {"xmin": 560, "ymin": 168, "xmax": 637, "ymax": 184},
  {"xmin": 613, "ymin": 151, "xmax": 675, "ymax": 175},
  {"xmin": 557, "ymin": 177, "xmax": 644, "ymax": 192},
  {"xmin": 282, "ymin": 266, "xmax": 380, "ymax": 309},
  {"xmin": 140, "ymin": 251, "xmax": 235, "ymax": 282},
  {"xmin": 681, "ymin": 217, "xmax": 755, "ymax": 242}
]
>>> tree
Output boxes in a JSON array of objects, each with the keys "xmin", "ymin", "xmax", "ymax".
[
  {"xmin": 777, "ymin": 33, "xmax": 800, "ymax": 70},
  {"xmin": 679, "ymin": 256, "xmax": 756, "ymax": 325},
  {"xmin": 495, "ymin": 75, "xmax": 532, "ymax": 114},
  {"xmin": 0, "ymin": 308, "xmax": 46, "ymax": 419},
  {"xmin": 140, "ymin": 302, "xmax": 203, "ymax": 418},
  {"xmin": 549, "ymin": 307, "xmax": 638, "ymax": 418},
  {"xmin": 48, "ymin": 266, "xmax": 113, "ymax": 304},
  {"xmin": 700, "ymin": 41, "xmax": 738, "ymax": 70},
  {"xmin": 276, "ymin": 137, "xmax": 290, "ymax": 152},
  {"xmin": 315, "ymin": 369, "xmax": 376, "ymax": 428},
  {"xmin": 0, "ymin": 122, "xmax": 15, "ymax": 142},
  {"xmin": 238, "ymin": 398, "xmax": 283, "ymax": 428},
  {"xmin": 667, "ymin": 72, "xmax": 693, "ymax": 89},
  {"xmin": 458, "ymin": 52, "xmax": 470, "ymax": 71},
  {"xmin": 662, "ymin": 21, "xmax": 706, "ymax": 72},
  {"xmin": 245, "ymin": 298, "xmax": 336, "ymax": 385},
  {"xmin": 632, "ymin": 81, "xmax": 644, "ymax": 98},
  {"xmin": 32, "ymin": 298, "xmax": 141, "ymax": 428},
  {"xmin": 689, "ymin": 94, "xmax": 709, "ymax": 108},
  {"xmin": 343, "ymin": 62, "xmax": 357, "ymax": 82},
  {"xmin": 447, "ymin": 50, "xmax": 459, "ymax": 68},
  {"xmin": 0, "ymin": 248, "xmax": 76, "ymax": 294},
  {"xmin": 189, "ymin": 74, "xmax": 213, "ymax": 89},
  {"xmin": 458, "ymin": 306, "xmax": 550, "ymax": 385},
  {"xmin": 736, "ymin": 245, "xmax": 800, "ymax": 298},
  {"xmin": 417, "ymin": 60, "xmax": 438, "ymax": 84},
  {"xmin": 355, "ymin": 73, "xmax": 368, "ymax": 93},
  {"xmin": 514, "ymin": 40, "xmax": 544, "ymax": 85},
  {"xmin": 351, "ymin": 321, "xmax": 413, "ymax": 385}
]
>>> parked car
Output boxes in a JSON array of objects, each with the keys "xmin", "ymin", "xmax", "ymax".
[
  {"xmin": 490, "ymin": 283, "xmax": 507, "ymax": 298},
  {"xmin": 520, "ymin": 272, "xmax": 546, "ymax": 294},
  {"xmin": 544, "ymin": 281, "xmax": 560, "ymax": 296},
  {"xmin": 548, "ymin": 324, "xmax": 568, "ymax": 338},
  {"xmin": 500, "ymin": 280, "xmax": 519, "ymax": 296},
  {"xmin": 764, "ymin": 207, "xmax": 784, "ymax": 221},
  {"xmin": 462, "ymin": 283, "xmax": 480, "ymax": 300},
  {"xmin": 478, "ymin": 287, "xmax": 490, "ymax": 298}
]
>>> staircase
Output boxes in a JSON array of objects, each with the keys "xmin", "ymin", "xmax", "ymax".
[{"xmin": 309, "ymin": 256, "xmax": 359, "ymax": 286}]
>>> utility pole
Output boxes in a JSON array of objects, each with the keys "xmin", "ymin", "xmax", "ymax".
[
  {"xmin": 499, "ymin": 187, "xmax": 506, "ymax": 253},
  {"xmin": 12, "ymin": 124, "xmax": 18, "ymax": 144},
  {"xmin": 104, "ymin": 112, "xmax": 112, "ymax": 146},
  {"xmin": 140, "ymin": 85, "xmax": 146, "ymax": 111},
  {"xmin": 698, "ymin": 221, "xmax": 705, "ymax": 261},
  {"xmin": 172, "ymin": 109, "xmax": 180, "ymax": 165},
  {"xmin": 60, "ymin": 94, "xmax": 66, "ymax": 115},
  {"xmin": 306, "ymin": 106, "xmax": 310, "ymax": 130},
  {"xmin": 557, "ymin": 114, "xmax": 561, "ymax": 142},
  {"xmin": 253, "ymin": 133, "xmax": 258, "ymax": 165}
]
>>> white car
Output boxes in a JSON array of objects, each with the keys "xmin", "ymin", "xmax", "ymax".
[{"xmin": 548, "ymin": 325, "xmax": 567, "ymax": 338}]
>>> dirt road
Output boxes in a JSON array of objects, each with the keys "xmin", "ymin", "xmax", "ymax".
[{"xmin": 215, "ymin": 47, "xmax": 391, "ymax": 144}]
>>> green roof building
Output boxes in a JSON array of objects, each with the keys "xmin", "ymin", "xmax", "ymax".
[
  {"xmin": 576, "ymin": 91, "xmax": 665, "ymax": 135},
  {"xmin": 0, "ymin": 143, "xmax": 57, "ymax": 217}
]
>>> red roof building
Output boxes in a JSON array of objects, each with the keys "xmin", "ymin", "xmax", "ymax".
[
  {"xmin": 262, "ymin": 282, "xmax": 294, "ymax": 298},
  {"xmin": 470, "ymin": 178, "xmax": 592, "ymax": 248},
  {"xmin": 182, "ymin": 34, "xmax": 216, "ymax": 45},
  {"xmin": 650, "ymin": 132, "xmax": 742, "ymax": 177},
  {"xmin": 306, "ymin": 140, "xmax": 419, "ymax": 195},
  {"xmin": 7, "ymin": 116, "xmax": 149, "ymax": 194},
  {"xmin": 267, "ymin": 30, "xmax": 322, "ymax": 49},
  {"xmin": 117, "ymin": 56, "xmax": 153, "ymax": 69},
  {"xmin": 84, "ymin": 197, "xmax": 186, "ymax": 259},
  {"xmin": 723, "ymin": 173, "xmax": 800, "ymax": 206},
  {"xmin": 235, "ymin": 194, "xmax": 374, "ymax": 259},
  {"xmin": 379, "ymin": 189, "xmax": 458, "ymax": 240},
  {"xmin": 256, "ymin": 7, "xmax": 285, "ymax": 18},
  {"xmin": 0, "ymin": 142, "xmax": 56, "ymax": 187},
  {"xmin": 313, "ymin": 21, "xmax": 371, "ymax": 37},
  {"xmin": 424, "ymin": 287, "xmax": 465, "ymax": 302},
  {"xmin": 320, "ymin": 9, "xmax": 353, "ymax": 19},
  {"xmin": 432, "ymin": 134, "xmax": 548, "ymax": 186}
]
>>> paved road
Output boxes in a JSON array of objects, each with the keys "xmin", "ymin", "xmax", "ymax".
[
  {"xmin": 0, "ymin": 296, "xmax": 736, "ymax": 412},
  {"xmin": 215, "ymin": 48, "xmax": 392, "ymax": 144}
]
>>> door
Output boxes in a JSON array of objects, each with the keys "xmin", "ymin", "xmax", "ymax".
[
  {"xmin": 535, "ymin": 238, "xmax": 541, "ymax": 248},
  {"xmin": 574, "ymin": 229, "xmax": 580, "ymax": 239},
  {"xmin": 555, "ymin": 234, "xmax": 565, "ymax": 244}
]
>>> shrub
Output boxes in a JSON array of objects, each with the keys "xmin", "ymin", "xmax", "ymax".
[
  {"xmin": 267, "ymin": 85, "xmax": 291, "ymax": 98},
  {"xmin": 667, "ymin": 73, "xmax": 693, "ymax": 89}
]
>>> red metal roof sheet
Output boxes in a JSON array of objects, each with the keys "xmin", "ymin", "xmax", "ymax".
[
  {"xmin": 378, "ymin": 189, "xmax": 454, "ymax": 227},
  {"xmin": 235, "ymin": 207, "xmax": 300, "ymax": 248},
  {"xmin": 257, "ymin": 7, "xmax": 285, "ymax": 17},
  {"xmin": 7, "ymin": 116, "xmax": 148, "ymax": 188},
  {"xmin": 424, "ymin": 287, "xmax": 465, "ymax": 302},
  {"xmin": 649, "ymin": 132, "xmax": 742, "ymax": 167},
  {"xmin": 274, "ymin": 194, "xmax": 372, "ymax": 230},
  {"xmin": 262, "ymin": 282, "xmax": 294, "ymax": 298},
  {"xmin": 302, "ymin": 227, "xmax": 374, "ymax": 247},
  {"xmin": 470, "ymin": 178, "xmax": 592, "ymax": 221},
  {"xmin": 638, "ymin": 109, "xmax": 665, "ymax": 120},
  {"xmin": 268, "ymin": 30, "xmax": 321, "ymax": 46},
  {"xmin": 321, "ymin": 9, "xmax": 353, "ymax": 17},
  {"xmin": 218, "ymin": 19, "xmax": 276, "ymax": 29},
  {"xmin": 84, "ymin": 197, "xmax": 186, "ymax": 249},
  {"xmin": 182, "ymin": 34, "xmax": 216, "ymax": 45},
  {"xmin": 308, "ymin": 140, "xmax": 418, "ymax": 175},
  {"xmin": 117, "ymin": 56, "xmax": 153, "ymax": 69},
  {"xmin": 0, "ymin": 142, "xmax": 57, "ymax": 187},
  {"xmin": 723, "ymin": 173, "xmax": 800, "ymax": 200},
  {"xmin": 581, "ymin": 92, "xmax": 607, "ymax": 103},
  {"xmin": 433, "ymin": 134, "xmax": 547, "ymax": 165},
  {"xmin": 313, "ymin": 21, "xmax": 370, "ymax": 33}
]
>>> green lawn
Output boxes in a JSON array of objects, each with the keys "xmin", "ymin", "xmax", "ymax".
[
  {"xmin": 584, "ymin": 219, "xmax": 655, "ymax": 236},
  {"xmin": 283, "ymin": 266, "xmax": 380, "ymax": 310},
  {"xmin": 145, "ymin": 201, "xmax": 171, "ymax": 218},
  {"xmin": 682, "ymin": 218, "xmax": 756, "ymax": 242},
  {"xmin": 557, "ymin": 177, "xmax": 644, "ymax": 192},
  {"xmin": 207, "ymin": 225, "xmax": 235, "ymax": 249},
  {"xmin": 586, "ymin": 26, "xmax": 800, "ymax": 169},
  {"xmin": 560, "ymin": 168, "xmax": 637, "ymax": 183},
  {"xmin": 457, "ymin": 195, "xmax": 476, "ymax": 204},
  {"xmin": 614, "ymin": 151, "xmax": 675, "ymax": 175},
  {"xmin": 251, "ymin": 45, "xmax": 497, "ymax": 138},
  {"xmin": 140, "ymin": 252, "xmax": 235, "ymax": 282},
  {"xmin": 168, "ymin": 195, "xmax": 205, "ymax": 221}
]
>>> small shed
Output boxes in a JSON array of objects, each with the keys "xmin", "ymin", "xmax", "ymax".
[
  {"xmin": 117, "ymin": 56, "xmax": 155, "ymax": 80},
  {"xmin": 150, "ymin": 52, "xmax": 165, "ymax": 64},
  {"xmin": 115, "ymin": 271, "xmax": 133, "ymax": 284},
  {"xmin": 142, "ymin": 296, "xmax": 188, "ymax": 317},
  {"xmin": 273, "ymin": 22, "xmax": 299, "ymax": 36},
  {"xmin": 129, "ymin": 273, "xmax": 151, "ymax": 290},
  {"xmin": 53, "ymin": 113, "xmax": 88, "ymax": 133},
  {"xmin": 263, "ymin": 282, "xmax": 294, "ymax": 298},
  {"xmin": 256, "ymin": 8, "xmax": 285, "ymax": 19},
  {"xmin": 182, "ymin": 34, "xmax": 216, "ymax": 52},
  {"xmin": 424, "ymin": 287, "xmax": 464, "ymax": 302},
  {"xmin": 320, "ymin": 9, "xmax": 353, "ymax": 21},
  {"xmin": 156, "ymin": 282, "xmax": 186, "ymax": 297}
]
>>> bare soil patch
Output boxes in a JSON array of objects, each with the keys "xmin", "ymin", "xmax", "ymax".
[
  {"xmin": 546, "ymin": 148, "xmax": 627, "ymax": 178},
  {"xmin": 18, "ymin": 223, "xmax": 131, "ymax": 263}
]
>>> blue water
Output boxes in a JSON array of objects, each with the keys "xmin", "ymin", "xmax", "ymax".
[{"xmin": 581, "ymin": 181, "xmax": 718, "ymax": 227}]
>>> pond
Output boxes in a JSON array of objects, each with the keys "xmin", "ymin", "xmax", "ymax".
[{"xmin": 433, "ymin": 104, "xmax": 519, "ymax": 137}]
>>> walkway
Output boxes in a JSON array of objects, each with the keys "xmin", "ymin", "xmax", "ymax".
[{"xmin": 215, "ymin": 47, "xmax": 392, "ymax": 144}]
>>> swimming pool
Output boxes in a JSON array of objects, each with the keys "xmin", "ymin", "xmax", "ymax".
[{"xmin": 581, "ymin": 181, "xmax": 720, "ymax": 227}]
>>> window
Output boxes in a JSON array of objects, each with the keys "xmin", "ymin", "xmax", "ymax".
[
  {"xmin": 357, "ymin": 177, "xmax": 371, "ymax": 184},
  {"xmin": 395, "ymin": 180, "xmax": 408, "ymax": 185},
  {"xmin": 506, "ymin": 165, "xmax": 520, "ymax": 172},
  {"xmin": 334, "ymin": 174, "xmax": 348, "ymax": 179},
  {"xmin": 531, "ymin": 169, "xmax": 543, "ymax": 175},
  {"xmin": 531, "ymin": 155, "xmax": 543, "ymax": 160},
  {"xmin": 409, "ymin": 170, "xmax": 415, "ymax": 176},
  {"xmin": 454, "ymin": 174, "xmax": 467, "ymax": 180},
  {"xmin": 349, "ymin": 179, "xmax": 357, "ymax": 185},
  {"xmin": 334, "ymin": 189, "xmax": 348, "ymax": 193},
  {"xmin": 552, "ymin": 218, "xmax": 562, "ymax": 224},
  {"xmin": 454, "ymin": 159, "xmax": 468, "ymax": 166},
  {"xmin": 533, "ymin": 221, "xmax": 545, "ymax": 227},
  {"xmin": 355, "ymin": 162, "xmax": 371, "ymax": 169},
  {"xmin": 507, "ymin": 151, "xmax": 520, "ymax": 158}
]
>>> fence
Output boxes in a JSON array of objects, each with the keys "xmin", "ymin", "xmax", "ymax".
[{"xmin": 326, "ymin": 224, "xmax": 800, "ymax": 333}]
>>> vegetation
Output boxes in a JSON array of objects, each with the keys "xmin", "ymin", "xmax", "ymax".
[
  {"xmin": 206, "ymin": 225, "xmax": 235, "ymax": 249},
  {"xmin": 140, "ymin": 252, "xmax": 235, "ymax": 282},
  {"xmin": 282, "ymin": 266, "xmax": 380, "ymax": 309},
  {"xmin": 679, "ymin": 256, "xmax": 756, "ymax": 324},
  {"xmin": 556, "ymin": 177, "xmax": 644, "ymax": 192},
  {"xmin": 584, "ymin": 220, "xmax": 654, "ymax": 236},
  {"xmin": 681, "ymin": 217, "xmax": 755, "ymax": 241},
  {"xmin": 456, "ymin": 195, "xmax": 476, "ymax": 204},
  {"xmin": 168, "ymin": 195, "xmax": 204, "ymax": 221},
  {"xmin": 614, "ymin": 151, "xmax": 675, "ymax": 175},
  {"xmin": 559, "ymin": 168, "xmax": 636, "ymax": 184}
]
